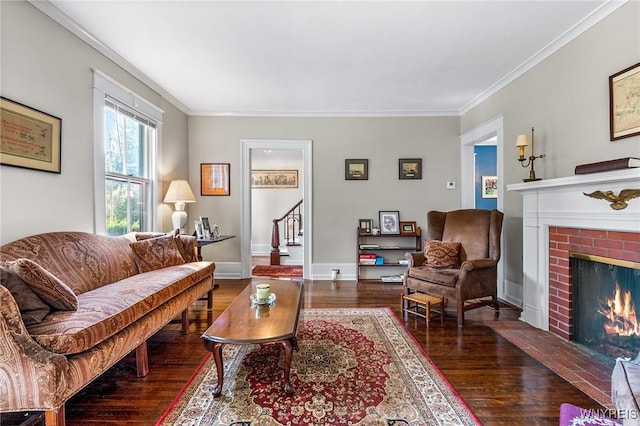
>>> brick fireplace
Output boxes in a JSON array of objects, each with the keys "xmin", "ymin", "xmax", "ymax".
[
  {"xmin": 548, "ymin": 227, "xmax": 640, "ymax": 341},
  {"xmin": 508, "ymin": 168, "xmax": 640, "ymax": 335}
]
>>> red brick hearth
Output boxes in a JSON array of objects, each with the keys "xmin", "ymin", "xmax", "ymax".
[{"xmin": 548, "ymin": 227, "xmax": 640, "ymax": 340}]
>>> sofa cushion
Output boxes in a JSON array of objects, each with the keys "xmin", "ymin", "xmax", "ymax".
[
  {"xmin": 7, "ymin": 258, "xmax": 78, "ymax": 311},
  {"xmin": 130, "ymin": 234, "xmax": 185, "ymax": 273},
  {"xmin": 0, "ymin": 267, "xmax": 51, "ymax": 325},
  {"xmin": 423, "ymin": 240, "xmax": 461, "ymax": 268},
  {"xmin": 135, "ymin": 232, "xmax": 197, "ymax": 263},
  {"xmin": 26, "ymin": 262, "xmax": 214, "ymax": 355}
]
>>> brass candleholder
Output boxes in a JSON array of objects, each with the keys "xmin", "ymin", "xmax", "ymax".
[{"xmin": 516, "ymin": 127, "xmax": 545, "ymax": 182}]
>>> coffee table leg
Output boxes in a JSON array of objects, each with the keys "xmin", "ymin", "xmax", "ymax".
[
  {"xmin": 211, "ymin": 342, "xmax": 224, "ymax": 397},
  {"xmin": 282, "ymin": 339, "xmax": 295, "ymax": 395}
]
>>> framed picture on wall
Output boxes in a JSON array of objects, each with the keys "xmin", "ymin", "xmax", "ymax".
[
  {"xmin": 0, "ymin": 97, "xmax": 62, "ymax": 173},
  {"xmin": 398, "ymin": 158, "xmax": 422, "ymax": 179},
  {"xmin": 251, "ymin": 170, "xmax": 298, "ymax": 188},
  {"xmin": 481, "ymin": 175, "xmax": 498, "ymax": 199},
  {"xmin": 201, "ymin": 163, "xmax": 230, "ymax": 196},
  {"xmin": 609, "ymin": 62, "xmax": 640, "ymax": 141},
  {"xmin": 345, "ymin": 159, "xmax": 368, "ymax": 180},
  {"xmin": 358, "ymin": 218, "xmax": 373, "ymax": 234}
]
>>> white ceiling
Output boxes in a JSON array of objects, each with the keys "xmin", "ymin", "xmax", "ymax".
[{"xmin": 41, "ymin": 0, "xmax": 621, "ymax": 116}]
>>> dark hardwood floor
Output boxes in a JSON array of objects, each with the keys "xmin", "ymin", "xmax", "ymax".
[{"xmin": 2, "ymin": 278, "xmax": 606, "ymax": 425}]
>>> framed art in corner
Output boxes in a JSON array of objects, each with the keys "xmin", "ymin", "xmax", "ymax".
[
  {"xmin": 379, "ymin": 210, "xmax": 400, "ymax": 235},
  {"xmin": 345, "ymin": 159, "xmax": 368, "ymax": 180},
  {"xmin": 201, "ymin": 163, "xmax": 230, "ymax": 196},
  {"xmin": 0, "ymin": 97, "xmax": 62, "ymax": 173},
  {"xmin": 399, "ymin": 158, "xmax": 422, "ymax": 179},
  {"xmin": 481, "ymin": 175, "xmax": 498, "ymax": 199},
  {"xmin": 609, "ymin": 62, "xmax": 640, "ymax": 141}
]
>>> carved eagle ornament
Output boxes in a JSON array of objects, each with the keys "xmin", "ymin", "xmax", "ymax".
[{"xmin": 583, "ymin": 189, "xmax": 640, "ymax": 210}]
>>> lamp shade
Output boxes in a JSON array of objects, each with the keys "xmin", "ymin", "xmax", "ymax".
[
  {"xmin": 515, "ymin": 135, "xmax": 529, "ymax": 147},
  {"xmin": 163, "ymin": 180, "xmax": 196, "ymax": 203}
]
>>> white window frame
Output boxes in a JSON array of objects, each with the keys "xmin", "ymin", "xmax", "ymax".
[{"xmin": 93, "ymin": 69, "xmax": 163, "ymax": 235}]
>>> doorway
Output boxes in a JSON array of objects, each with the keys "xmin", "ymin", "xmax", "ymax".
[
  {"xmin": 460, "ymin": 115, "xmax": 504, "ymax": 298},
  {"xmin": 240, "ymin": 139, "xmax": 313, "ymax": 279}
]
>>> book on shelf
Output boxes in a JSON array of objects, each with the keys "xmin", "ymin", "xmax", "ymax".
[
  {"xmin": 359, "ymin": 253, "xmax": 377, "ymax": 259},
  {"xmin": 359, "ymin": 244, "xmax": 379, "ymax": 249},
  {"xmin": 359, "ymin": 260, "xmax": 377, "ymax": 265},
  {"xmin": 380, "ymin": 275, "xmax": 403, "ymax": 282},
  {"xmin": 574, "ymin": 157, "xmax": 640, "ymax": 174}
]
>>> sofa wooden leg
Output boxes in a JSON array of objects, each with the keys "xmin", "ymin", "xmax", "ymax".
[
  {"xmin": 181, "ymin": 309, "xmax": 189, "ymax": 334},
  {"xmin": 136, "ymin": 341, "xmax": 149, "ymax": 377},
  {"xmin": 45, "ymin": 405, "xmax": 65, "ymax": 426},
  {"xmin": 207, "ymin": 288, "xmax": 214, "ymax": 310}
]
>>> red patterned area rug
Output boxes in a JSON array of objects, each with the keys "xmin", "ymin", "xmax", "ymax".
[
  {"xmin": 157, "ymin": 308, "xmax": 480, "ymax": 425},
  {"xmin": 252, "ymin": 264, "xmax": 303, "ymax": 278}
]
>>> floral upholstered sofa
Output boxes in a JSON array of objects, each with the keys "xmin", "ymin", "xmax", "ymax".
[{"xmin": 0, "ymin": 231, "xmax": 215, "ymax": 426}]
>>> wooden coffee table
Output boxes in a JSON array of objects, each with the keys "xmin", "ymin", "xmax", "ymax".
[{"xmin": 201, "ymin": 280, "xmax": 304, "ymax": 397}]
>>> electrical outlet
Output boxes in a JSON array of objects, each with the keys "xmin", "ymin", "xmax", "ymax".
[{"xmin": 446, "ymin": 181, "xmax": 456, "ymax": 189}]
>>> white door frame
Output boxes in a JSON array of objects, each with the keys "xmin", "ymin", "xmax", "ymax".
[
  {"xmin": 460, "ymin": 115, "xmax": 504, "ymax": 298},
  {"xmin": 240, "ymin": 139, "xmax": 313, "ymax": 279}
]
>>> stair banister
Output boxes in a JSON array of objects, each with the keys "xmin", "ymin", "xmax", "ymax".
[{"xmin": 270, "ymin": 199, "xmax": 303, "ymax": 265}]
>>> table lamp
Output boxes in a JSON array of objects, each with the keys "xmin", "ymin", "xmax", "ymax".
[{"xmin": 163, "ymin": 180, "xmax": 196, "ymax": 233}]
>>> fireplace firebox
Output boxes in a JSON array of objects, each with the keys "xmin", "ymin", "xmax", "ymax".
[{"xmin": 572, "ymin": 253, "xmax": 640, "ymax": 359}]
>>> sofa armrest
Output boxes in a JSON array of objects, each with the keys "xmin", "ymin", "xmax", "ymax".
[
  {"xmin": 0, "ymin": 285, "xmax": 69, "ymax": 412},
  {"xmin": 404, "ymin": 252, "xmax": 425, "ymax": 267}
]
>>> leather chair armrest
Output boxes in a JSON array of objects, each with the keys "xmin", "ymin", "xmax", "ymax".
[
  {"xmin": 460, "ymin": 258, "xmax": 497, "ymax": 272},
  {"xmin": 404, "ymin": 251, "xmax": 425, "ymax": 267}
]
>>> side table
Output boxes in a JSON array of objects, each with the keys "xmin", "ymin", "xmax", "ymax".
[{"xmin": 196, "ymin": 235, "xmax": 236, "ymax": 261}]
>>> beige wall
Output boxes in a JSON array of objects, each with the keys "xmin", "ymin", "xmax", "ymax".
[
  {"xmin": 461, "ymin": 1, "xmax": 640, "ymax": 300},
  {"xmin": 0, "ymin": 1, "xmax": 189, "ymax": 244},
  {"xmin": 188, "ymin": 116, "xmax": 461, "ymax": 264}
]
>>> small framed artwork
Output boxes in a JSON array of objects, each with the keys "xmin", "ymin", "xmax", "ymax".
[
  {"xmin": 358, "ymin": 218, "xmax": 373, "ymax": 234},
  {"xmin": 399, "ymin": 158, "xmax": 422, "ymax": 179},
  {"xmin": 379, "ymin": 210, "xmax": 400, "ymax": 235},
  {"xmin": 609, "ymin": 62, "xmax": 640, "ymax": 141},
  {"xmin": 251, "ymin": 170, "xmax": 298, "ymax": 188},
  {"xmin": 345, "ymin": 159, "xmax": 368, "ymax": 180},
  {"xmin": 201, "ymin": 163, "xmax": 230, "ymax": 196},
  {"xmin": 211, "ymin": 224, "xmax": 221, "ymax": 239},
  {"xmin": 194, "ymin": 220, "xmax": 206, "ymax": 239},
  {"xmin": 481, "ymin": 175, "xmax": 498, "ymax": 199},
  {"xmin": 400, "ymin": 221, "xmax": 417, "ymax": 235},
  {"xmin": 0, "ymin": 97, "xmax": 62, "ymax": 173}
]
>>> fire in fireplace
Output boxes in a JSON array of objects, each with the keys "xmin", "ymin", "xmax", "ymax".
[{"xmin": 572, "ymin": 253, "xmax": 640, "ymax": 359}]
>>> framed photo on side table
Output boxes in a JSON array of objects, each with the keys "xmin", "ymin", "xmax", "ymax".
[
  {"xmin": 200, "ymin": 216, "xmax": 211, "ymax": 238},
  {"xmin": 379, "ymin": 210, "xmax": 400, "ymax": 235},
  {"xmin": 194, "ymin": 220, "xmax": 206, "ymax": 239},
  {"xmin": 0, "ymin": 97, "xmax": 62, "ymax": 173},
  {"xmin": 201, "ymin": 163, "xmax": 230, "ymax": 196}
]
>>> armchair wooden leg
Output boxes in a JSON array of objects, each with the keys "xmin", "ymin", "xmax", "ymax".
[{"xmin": 457, "ymin": 301, "xmax": 465, "ymax": 328}]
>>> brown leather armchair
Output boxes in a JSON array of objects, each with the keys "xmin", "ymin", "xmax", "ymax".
[{"xmin": 403, "ymin": 209, "xmax": 504, "ymax": 327}]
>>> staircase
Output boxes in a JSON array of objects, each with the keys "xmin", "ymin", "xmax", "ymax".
[{"xmin": 270, "ymin": 199, "xmax": 303, "ymax": 266}]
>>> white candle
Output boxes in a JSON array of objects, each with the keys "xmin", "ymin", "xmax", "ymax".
[{"xmin": 256, "ymin": 284, "xmax": 270, "ymax": 299}]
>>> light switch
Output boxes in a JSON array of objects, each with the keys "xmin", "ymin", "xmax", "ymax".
[{"xmin": 446, "ymin": 181, "xmax": 456, "ymax": 189}]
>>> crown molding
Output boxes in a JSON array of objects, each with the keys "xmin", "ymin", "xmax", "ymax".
[
  {"xmin": 28, "ymin": 0, "xmax": 190, "ymax": 114},
  {"xmin": 459, "ymin": 0, "xmax": 628, "ymax": 116},
  {"xmin": 188, "ymin": 109, "xmax": 460, "ymax": 117}
]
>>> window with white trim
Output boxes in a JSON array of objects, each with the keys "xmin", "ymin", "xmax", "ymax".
[{"xmin": 93, "ymin": 71, "xmax": 161, "ymax": 236}]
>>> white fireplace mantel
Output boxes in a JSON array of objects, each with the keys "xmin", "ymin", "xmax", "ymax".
[{"xmin": 507, "ymin": 168, "xmax": 640, "ymax": 330}]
